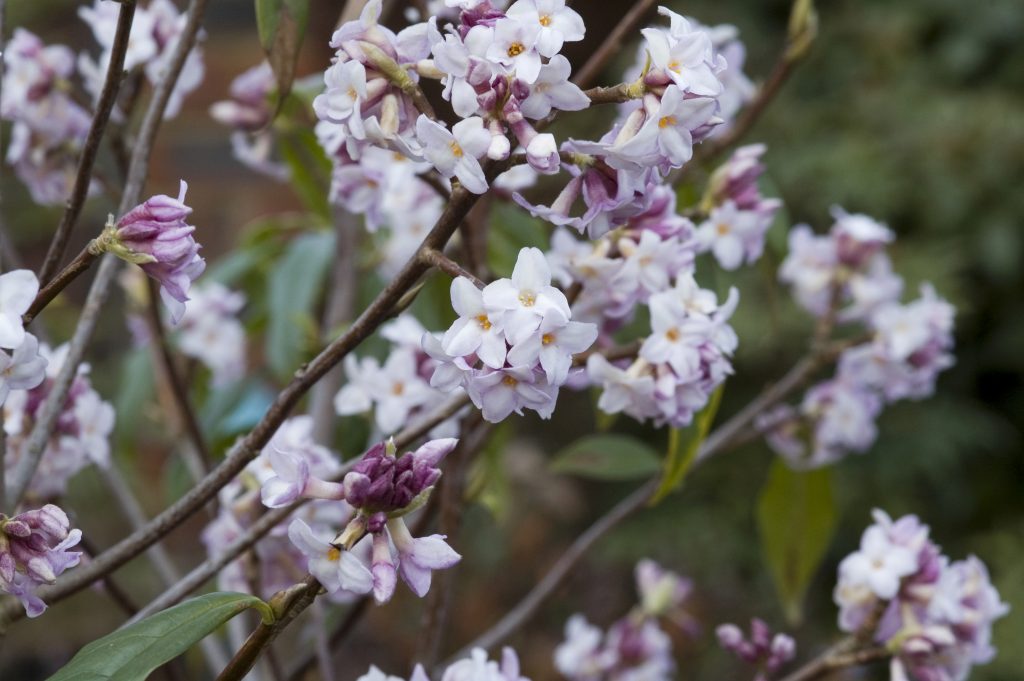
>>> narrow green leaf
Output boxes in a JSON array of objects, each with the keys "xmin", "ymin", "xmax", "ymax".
[
  {"xmin": 279, "ymin": 131, "xmax": 331, "ymax": 219},
  {"xmin": 550, "ymin": 434, "xmax": 662, "ymax": 481},
  {"xmin": 265, "ymin": 231, "xmax": 335, "ymax": 379},
  {"xmin": 649, "ymin": 385, "xmax": 724, "ymax": 504},
  {"xmin": 757, "ymin": 460, "xmax": 837, "ymax": 626},
  {"xmin": 46, "ymin": 592, "xmax": 272, "ymax": 681},
  {"xmin": 255, "ymin": 0, "xmax": 309, "ymax": 108}
]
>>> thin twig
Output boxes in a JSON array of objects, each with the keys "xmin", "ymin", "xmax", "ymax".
[
  {"xmin": 571, "ymin": 0, "xmax": 658, "ymax": 89},
  {"xmin": 420, "ymin": 247, "xmax": 485, "ymax": 288},
  {"xmin": 37, "ymin": 0, "xmax": 137, "ymax": 286},
  {"xmin": 22, "ymin": 247, "xmax": 99, "ymax": 326},
  {"xmin": 142, "ymin": 277, "xmax": 213, "ymax": 474}
]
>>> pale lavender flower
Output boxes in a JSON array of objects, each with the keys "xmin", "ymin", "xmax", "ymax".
[
  {"xmin": 519, "ymin": 55, "xmax": 589, "ymax": 119},
  {"xmin": 387, "ymin": 516, "xmax": 460, "ymax": 597},
  {"xmin": 466, "ymin": 365, "xmax": 558, "ymax": 422},
  {"xmin": 261, "ymin": 446, "xmax": 345, "ymax": 508},
  {"xmin": 0, "ymin": 504, "xmax": 83, "ymax": 617},
  {"xmin": 482, "ymin": 246, "xmax": 571, "ymax": 345},
  {"xmin": 416, "ymin": 115, "xmax": 491, "ymax": 193},
  {"xmin": 288, "ymin": 518, "xmax": 374, "ymax": 594},
  {"xmin": 443, "ymin": 277, "xmax": 508, "ymax": 369},
  {"xmin": 487, "ymin": 17, "xmax": 542, "ymax": 83},
  {"xmin": 506, "ymin": 0, "xmax": 584, "ymax": 57},
  {"xmin": 641, "ymin": 9, "xmax": 724, "ymax": 98},
  {"xmin": 175, "ymin": 282, "xmax": 247, "ymax": 386}
]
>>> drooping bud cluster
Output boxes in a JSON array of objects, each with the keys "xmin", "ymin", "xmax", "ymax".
[
  {"xmin": 0, "ymin": 504, "xmax": 83, "ymax": 617},
  {"xmin": 336, "ymin": 315, "xmax": 463, "ymax": 437},
  {"xmin": 174, "ymin": 282, "xmax": 247, "ymax": 386},
  {"xmin": 4, "ymin": 343, "xmax": 114, "ymax": 500},
  {"xmin": 95, "ymin": 181, "xmax": 205, "ymax": 323},
  {"xmin": 716, "ymin": 619, "xmax": 796, "ymax": 681},
  {"xmin": 424, "ymin": 247, "xmax": 597, "ymax": 423},
  {"xmin": 834, "ymin": 510, "xmax": 1008, "ymax": 681},
  {"xmin": 261, "ymin": 436, "xmax": 462, "ymax": 603},
  {"xmin": 210, "ymin": 62, "xmax": 288, "ymax": 180},
  {"xmin": 202, "ymin": 417, "xmax": 357, "ymax": 601},
  {"xmin": 555, "ymin": 560, "xmax": 696, "ymax": 681},
  {"xmin": 759, "ymin": 211, "xmax": 956, "ymax": 468}
]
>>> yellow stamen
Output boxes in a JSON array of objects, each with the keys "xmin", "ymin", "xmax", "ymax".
[
  {"xmin": 502, "ymin": 375, "xmax": 518, "ymax": 387},
  {"xmin": 519, "ymin": 291, "xmax": 537, "ymax": 307},
  {"xmin": 449, "ymin": 140, "xmax": 464, "ymax": 158},
  {"xmin": 507, "ymin": 42, "xmax": 525, "ymax": 57},
  {"xmin": 658, "ymin": 115, "xmax": 677, "ymax": 129},
  {"xmin": 476, "ymin": 314, "xmax": 492, "ymax": 330},
  {"xmin": 666, "ymin": 327, "xmax": 681, "ymax": 341},
  {"xmin": 716, "ymin": 222, "xmax": 730, "ymax": 236},
  {"xmin": 542, "ymin": 333, "xmax": 555, "ymax": 345},
  {"xmin": 392, "ymin": 382, "xmax": 405, "ymax": 396},
  {"xmin": 539, "ymin": 14, "xmax": 552, "ymax": 27},
  {"xmin": 327, "ymin": 547, "xmax": 341, "ymax": 562}
]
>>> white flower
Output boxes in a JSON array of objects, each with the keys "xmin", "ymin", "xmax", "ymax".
[
  {"xmin": 288, "ymin": 518, "xmax": 373, "ymax": 595},
  {"xmin": 313, "ymin": 60, "xmax": 368, "ymax": 127},
  {"xmin": 696, "ymin": 200, "xmax": 770, "ymax": 270},
  {"xmin": 366, "ymin": 348, "xmax": 435, "ymax": 434},
  {"xmin": 482, "ymin": 247, "xmax": 570, "ymax": 345},
  {"xmin": 621, "ymin": 87, "xmax": 718, "ymax": 166},
  {"xmin": 642, "ymin": 9, "xmax": 724, "ymax": 97},
  {"xmin": 0, "ymin": 269, "xmax": 38, "ymax": 349},
  {"xmin": 837, "ymin": 524, "xmax": 918, "ymax": 599},
  {"xmin": 466, "ymin": 366, "xmax": 557, "ymax": 422},
  {"xmin": 387, "ymin": 517, "xmax": 461, "ymax": 597},
  {"xmin": 0, "ymin": 333, "xmax": 47, "ymax": 406},
  {"xmin": 443, "ymin": 277, "xmax": 508, "ymax": 369},
  {"xmin": 506, "ymin": 0, "xmax": 585, "ymax": 57},
  {"xmin": 416, "ymin": 115, "xmax": 491, "ymax": 193},
  {"xmin": 519, "ymin": 55, "xmax": 589, "ymax": 119},
  {"xmin": 487, "ymin": 18, "xmax": 543, "ymax": 83},
  {"xmin": 506, "ymin": 310, "xmax": 596, "ymax": 385}
]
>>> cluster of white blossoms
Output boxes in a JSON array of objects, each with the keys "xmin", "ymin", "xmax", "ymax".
[
  {"xmin": 357, "ymin": 646, "xmax": 528, "ymax": 681},
  {"xmin": 835, "ymin": 510, "xmax": 1008, "ymax": 681},
  {"xmin": 1, "ymin": 1, "xmax": 203, "ymax": 204},
  {"xmin": 335, "ymin": 315, "xmax": 464, "ymax": 436},
  {"xmin": 173, "ymin": 282, "xmax": 248, "ymax": 387},
  {"xmin": 425, "ymin": 247, "xmax": 597, "ymax": 423},
  {"xmin": 759, "ymin": 210, "xmax": 956, "ymax": 468}
]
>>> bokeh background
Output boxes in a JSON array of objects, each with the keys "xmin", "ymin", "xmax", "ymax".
[{"xmin": 2, "ymin": 0, "xmax": 1022, "ymax": 679}]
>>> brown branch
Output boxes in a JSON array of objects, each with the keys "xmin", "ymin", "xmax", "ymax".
[
  {"xmin": 37, "ymin": 0, "xmax": 136, "ymax": 286},
  {"xmin": 22, "ymin": 246, "xmax": 99, "ymax": 325},
  {"xmin": 571, "ymin": 0, "xmax": 658, "ymax": 89},
  {"xmin": 420, "ymin": 247, "xmax": 485, "ymax": 288}
]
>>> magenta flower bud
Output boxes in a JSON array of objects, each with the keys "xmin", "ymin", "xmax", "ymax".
[
  {"xmin": 0, "ymin": 503, "xmax": 82, "ymax": 617},
  {"xmin": 100, "ymin": 180, "xmax": 205, "ymax": 323},
  {"xmin": 342, "ymin": 438, "xmax": 458, "ymax": 515}
]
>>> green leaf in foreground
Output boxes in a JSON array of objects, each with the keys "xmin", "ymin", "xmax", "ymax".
[
  {"xmin": 757, "ymin": 460, "xmax": 837, "ymax": 626},
  {"xmin": 650, "ymin": 385, "xmax": 724, "ymax": 504},
  {"xmin": 551, "ymin": 434, "xmax": 662, "ymax": 481},
  {"xmin": 47, "ymin": 592, "xmax": 273, "ymax": 681}
]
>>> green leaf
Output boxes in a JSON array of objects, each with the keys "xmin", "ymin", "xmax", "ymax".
[
  {"xmin": 265, "ymin": 231, "xmax": 335, "ymax": 380},
  {"xmin": 757, "ymin": 460, "xmax": 837, "ymax": 626},
  {"xmin": 255, "ymin": 0, "xmax": 309, "ymax": 109},
  {"xmin": 649, "ymin": 385, "xmax": 724, "ymax": 504},
  {"xmin": 279, "ymin": 130, "xmax": 331, "ymax": 219},
  {"xmin": 46, "ymin": 592, "xmax": 273, "ymax": 681},
  {"xmin": 551, "ymin": 434, "xmax": 662, "ymax": 481}
]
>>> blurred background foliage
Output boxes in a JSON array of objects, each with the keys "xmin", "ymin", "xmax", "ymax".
[{"xmin": 2, "ymin": 0, "xmax": 1022, "ymax": 679}]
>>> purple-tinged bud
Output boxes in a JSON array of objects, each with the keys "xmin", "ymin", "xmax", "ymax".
[
  {"xmin": 0, "ymin": 503, "xmax": 82, "ymax": 617},
  {"xmin": 371, "ymin": 530, "xmax": 397, "ymax": 603},
  {"xmin": 342, "ymin": 438, "xmax": 457, "ymax": 515},
  {"xmin": 718, "ymin": 619, "xmax": 796, "ymax": 673},
  {"xmin": 97, "ymin": 180, "xmax": 205, "ymax": 323},
  {"xmin": 458, "ymin": 2, "xmax": 505, "ymax": 38}
]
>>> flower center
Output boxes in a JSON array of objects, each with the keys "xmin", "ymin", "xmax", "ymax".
[
  {"xmin": 541, "ymin": 333, "xmax": 555, "ymax": 345},
  {"xmin": 539, "ymin": 14, "xmax": 552, "ymax": 26},
  {"xmin": 347, "ymin": 87, "xmax": 358, "ymax": 100},
  {"xmin": 449, "ymin": 140, "xmax": 464, "ymax": 158},
  {"xmin": 392, "ymin": 382, "xmax": 405, "ymax": 396},
  {"xmin": 476, "ymin": 314, "xmax": 492, "ymax": 330},
  {"xmin": 519, "ymin": 291, "xmax": 537, "ymax": 307},
  {"xmin": 502, "ymin": 375, "xmax": 519, "ymax": 387},
  {"xmin": 667, "ymin": 60, "xmax": 681, "ymax": 73},
  {"xmin": 666, "ymin": 327, "xmax": 681, "ymax": 342},
  {"xmin": 507, "ymin": 42, "xmax": 526, "ymax": 58},
  {"xmin": 658, "ymin": 116, "xmax": 677, "ymax": 129},
  {"xmin": 327, "ymin": 547, "xmax": 341, "ymax": 562},
  {"xmin": 716, "ymin": 222, "xmax": 730, "ymax": 236}
]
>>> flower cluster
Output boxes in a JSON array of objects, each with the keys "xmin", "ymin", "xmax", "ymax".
[
  {"xmin": 716, "ymin": 619, "xmax": 796, "ymax": 681},
  {"xmin": 695, "ymin": 144, "xmax": 782, "ymax": 270},
  {"xmin": 0, "ymin": 271, "xmax": 48, "ymax": 407},
  {"xmin": 174, "ymin": 282, "xmax": 247, "ymax": 386},
  {"xmin": 78, "ymin": 0, "xmax": 205, "ymax": 119},
  {"xmin": 0, "ymin": 504, "xmax": 83, "ymax": 617},
  {"xmin": 759, "ymin": 211, "xmax": 956, "ymax": 468},
  {"xmin": 210, "ymin": 62, "xmax": 288, "ymax": 180},
  {"xmin": 202, "ymin": 417, "xmax": 356, "ymax": 600},
  {"xmin": 336, "ymin": 315, "xmax": 462, "ymax": 437},
  {"xmin": 95, "ymin": 181, "xmax": 206, "ymax": 323},
  {"xmin": 425, "ymin": 247, "xmax": 597, "ymax": 423},
  {"xmin": 587, "ymin": 275, "xmax": 739, "ymax": 428},
  {"xmin": 356, "ymin": 646, "xmax": 528, "ymax": 681},
  {"xmin": 834, "ymin": 510, "xmax": 1008, "ymax": 681},
  {"xmin": 555, "ymin": 560, "xmax": 696, "ymax": 681},
  {"xmin": 4, "ymin": 343, "xmax": 115, "ymax": 501},
  {"xmin": 2, "ymin": 2, "xmax": 204, "ymax": 205},
  {"xmin": 1, "ymin": 29, "xmax": 92, "ymax": 204},
  {"xmin": 260, "ymin": 436, "xmax": 462, "ymax": 603}
]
